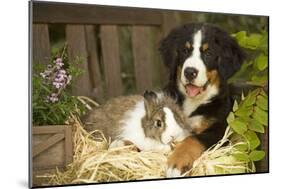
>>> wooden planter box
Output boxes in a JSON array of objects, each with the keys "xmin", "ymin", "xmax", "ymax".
[{"xmin": 32, "ymin": 125, "xmax": 73, "ymax": 186}]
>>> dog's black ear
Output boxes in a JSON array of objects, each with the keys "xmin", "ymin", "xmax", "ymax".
[
  {"xmin": 159, "ymin": 29, "xmax": 180, "ymax": 82},
  {"xmin": 159, "ymin": 32, "xmax": 178, "ymax": 69},
  {"xmin": 217, "ymin": 32, "xmax": 246, "ymax": 80}
]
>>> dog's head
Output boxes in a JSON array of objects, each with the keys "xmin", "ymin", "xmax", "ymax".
[{"xmin": 160, "ymin": 23, "xmax": 245, "ymax": 99}]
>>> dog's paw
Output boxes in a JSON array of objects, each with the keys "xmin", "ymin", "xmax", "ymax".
[
  {"xmin": 165, "ymin": 137, "xmax": 205, "ymax": 177},
  {"xmin": 166, "ymin": 167, "xmax": 182, "ymax": 178}
]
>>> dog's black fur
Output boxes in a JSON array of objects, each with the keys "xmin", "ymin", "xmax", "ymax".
[{"xmin": 160, "ymin": 23, "xmax": 245, "ymax": 148}]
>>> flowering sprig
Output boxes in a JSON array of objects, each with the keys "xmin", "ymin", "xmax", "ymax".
[
  {"xmin": 40, "ymin": 57, "xmax": 72, "ymax": 103},
  {"xmin": 33, "ymin": 44, "xmax": 86, "ymax": 126}
]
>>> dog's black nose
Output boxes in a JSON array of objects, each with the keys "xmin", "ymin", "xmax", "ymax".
[{"xmin": 184, "ymin": 67, "xmax": 198, "ymax": 81}]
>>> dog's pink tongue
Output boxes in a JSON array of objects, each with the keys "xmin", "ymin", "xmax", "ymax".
[{"xmin": 185, "ymin": 85, "xmax": 201, "ymax": 97}]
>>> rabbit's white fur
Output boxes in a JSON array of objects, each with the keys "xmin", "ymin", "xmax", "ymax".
[
  {"xmin": 110, "ymin": 98, "xmax": 190, "ymax": 152},
  {"xmin": 162, "ymin": 107, "xmax": 190, "ymax": 144}
]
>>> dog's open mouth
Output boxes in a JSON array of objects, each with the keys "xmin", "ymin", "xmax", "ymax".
[{"xmin": 185, "ymin": 84, "xmax": 204, "ymax": 97}]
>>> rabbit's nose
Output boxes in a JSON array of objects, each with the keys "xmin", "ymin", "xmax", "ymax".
[{"xmin": 170, "ymin": 136, "xmax": 175, "ymax": 142}]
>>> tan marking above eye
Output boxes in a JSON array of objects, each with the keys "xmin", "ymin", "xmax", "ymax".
[
  {"xmin": 185, "ymin": 41, "xmax": 192, "ymax": 49},
  {"xmin": 202, "ymin": 43, "xmax": 209, "ymax": 51}
]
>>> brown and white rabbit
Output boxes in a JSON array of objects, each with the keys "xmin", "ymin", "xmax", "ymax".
[{"xmin": 82, "ymin": 91, "xmax": 191, "ymax": 152}]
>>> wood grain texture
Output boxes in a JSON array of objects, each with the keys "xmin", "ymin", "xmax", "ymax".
[
  {"xmin": 32, "ymin": 126, "xmax": 73, "ymax": 171},
  {"xmin": 32, "ymin": 24, "xmax": 50, "ymax": 64},
  {"xmin": 66, "ymin": 24, "xmax": 92, "ymax": 97},
  {"xmin": 100, "ymin": 25, "xmax": 123, "ymax": 98},
  {"xmin": 132, "ymin": 26, "xmax": 153, "ymax": 93},
  {"xmin": 64, "ymin": 126, "xmax": 73, "ymax": 165},
  {"xmin": 32, "ymin": 125, "xmax": 66, "ymax": 134},
  {"xmin": 162, "ymin": 11, "xmax": 183, "ymax": 37},
  {"xmin": 85, "ymin": 25, "xmax": 104, "ymax": 102},
  {"xmin": 33, "ymin": 1, "xmax": 162, "ymax": 25},
  {"xmin": 33, "ymin": 133, "xmax": 65, "ymax": 157}
]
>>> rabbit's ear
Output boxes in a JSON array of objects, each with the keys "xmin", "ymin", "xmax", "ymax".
[{"xmin": 143, "ymin": 91, "xmax": 157, "ymax": 118}]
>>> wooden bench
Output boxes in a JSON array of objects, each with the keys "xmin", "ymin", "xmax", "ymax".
[{"xmin": 31, "ymin": 1, "xmax": 268, "ymax": 175}]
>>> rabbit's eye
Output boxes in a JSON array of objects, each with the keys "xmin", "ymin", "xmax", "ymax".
[{"xmin": 155, "ymin": 120, "xmax": 162, "ymax": 127}]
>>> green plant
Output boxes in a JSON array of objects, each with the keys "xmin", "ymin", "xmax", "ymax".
[
  {"xmin": 32, "ymin": 46, "xmax": 86, "ymax": 125},
  {"xmin": 230, "ymin": 31, "xmax": 268, "ymax": 87},
  {"xmin": 226, "ymin": 30, "xmax": 268, "ymax": 166},
  {"xmin": 227, "ymin": 89, "xmax": 268, "ymax": 163}
]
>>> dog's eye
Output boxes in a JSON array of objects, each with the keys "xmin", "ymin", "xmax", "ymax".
[
  {"xmin": 154, "ymin": 119, "xmax": 162, "ymax": 127},
  {"xmin": 181, "ymin": 48, "xmax": 188, "ymax": 54},
  {"xmin": 204, "ymin": 50, "xmax": 212, "ymax": 57},
  {"xmin": 181, "ymin": 47, "xmax": 192, "ymax": 55}
]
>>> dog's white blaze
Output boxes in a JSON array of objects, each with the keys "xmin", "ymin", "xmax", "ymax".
[
  {"xmin": 181, "ymin": 30, "xmax": 208, "ymax": 87},
  {"xmin": 117, "ymin": 100, "xmax": 171, "ymax": 152},
  {"xmin": 177, "ymin": 30, "xmax": 219, "ymax": 116},
  {"xmin": 162, "ymin": 107, "xmax": 189, "ymax": 144}
]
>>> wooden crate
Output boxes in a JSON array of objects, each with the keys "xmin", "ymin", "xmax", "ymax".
[{"xmin": 32, "ymin": 125, "xmax": 73, "ymax": 186}]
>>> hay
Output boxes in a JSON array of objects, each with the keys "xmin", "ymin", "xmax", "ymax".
[
  {"xmin": 184, "ymin": 127, "xmax": 255, "ymax": 176},
  {"xmin": 36, "ymin": 117, "xmax": 255, "ymax": 186}
]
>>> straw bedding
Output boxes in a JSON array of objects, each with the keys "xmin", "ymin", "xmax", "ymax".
[{"xmin": 36, "ymin": 102, "xmax": 255, "ymax": 186}]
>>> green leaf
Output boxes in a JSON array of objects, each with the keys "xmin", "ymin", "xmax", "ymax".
[
  {"xmin": 256, "ymin": 95, "xmax": 268, "ymax": 111},
  {"xmin": 234, "ymin": 31, "xmax": 247, "ymax": 40},
  {"xmin": 248, "ymin": 119, "xmax": 265, "ymax": 133},
  {"xmin": 233, "ymin": 100, "xmax": 239, "ymax": 112},
  {"xmin": 241, "ymin": 92, "xmax": 245, "ymax": 101},
  {"xmin": 251, "ymin": 89, "xmax": 263, "ymax": 98},
  {"xmin": 255, "ymin": 54, "xmax": 268, "ymax": 71},
  {"xmin": 253, "ymin": 106, "xmax": 268, "ymax": 126},
  {"xmin": 233, "ymin": 152, "xmax": 250, "ymax": 162},
  {"xmin": 249, "ymin": 150, "xmax": 265, "ymax": 161},
  {"xmin": 244, "ymin": 130, "xmax": 260, "ymax": 150},
  {"xmin": 241, "ymin": 92, "xmax": 256, "ymax": 107},
  {"xmin": 233, "ymin": 31, "xmax": 247, "ymax": 47},
  {"xmin": 229, "ymin": 119, "xmax": 248, "ymax": 135},
  {"xmin": 250, "ymin": 74, "xmax": 268, "ymax": 86},
  {"xmin": 234, "ymin": 143, "xmax": 249, "ymax": 152},
  {"xmin": 246, "ymin": 33, "xmax": 263, "ymax": 49},
  {"xmin": 260, "ymin": 90, "xmax": 268, "ymax": 98},
  {"xmin": 227, "ymin": 112, "xmax": 235, "ymax": 124},
  {"xmin": 235, "ymin": 106, "xmax": 253, "ymax": 117}
]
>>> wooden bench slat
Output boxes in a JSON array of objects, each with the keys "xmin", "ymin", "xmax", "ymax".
[
  {"xmin": 162, "ymin": 12, "xmax": 183, "ymax": 37},
  {"xmin": 100, "ymin": 25, "xmax": 123, "ymax": 98},
  {"xmin": 32, "ymin": 24, "xmax": 51, "ymax": 64},
  {"xmin": 33, "ymin": 133, "xmax": 65, "ymax": 157},
  {"xmin": 33, "ymin": 126, "xmax": 67, "ymax": 134},
  {"xmin": 33, "ymin": 2, "xmax": 162, "ymax": 25},
  {"xmin": 66, "ymin": 24, "xmax": 92, "ymax": 97},
  {"xmin": 85, "ymin": 25, "xmax": 104, "ymax": 102},
  {"xmin": 132, "ymin": 26, "xmax": 154, "ymax": 93}
]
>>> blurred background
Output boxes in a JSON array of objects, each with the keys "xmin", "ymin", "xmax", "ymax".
[{"xmin": 33, "ymin": 2, "xmax": 268, "ymax": 103}]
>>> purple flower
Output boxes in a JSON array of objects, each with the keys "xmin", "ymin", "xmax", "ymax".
[
  {"xmin": 58, "ymin": 70, "xmax": 66, "ymax": 75},
  {"xmin": 42, "ymin": 57, "xmax": 73, "ymax": 103},
  {"xmin": 40, "ymin": 72, "xmax": 46, "ymax": 78},
  {"xmin": 53, "ymin": 81, "xmax": 64, "ymax": 89},
  {"xmin": 47, "ymin": 93, "xmax": 59, "ymax": 103},
  {"xmin": 56, "ymin": 58, "xmax": 63, "ymax": 63}
]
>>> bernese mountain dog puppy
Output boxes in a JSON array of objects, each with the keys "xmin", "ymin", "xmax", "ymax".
[{"xmin": 159, "ymin": 23, "xmax": 245, "ymax": 177}]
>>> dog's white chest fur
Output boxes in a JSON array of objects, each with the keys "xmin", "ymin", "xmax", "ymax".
[{"xmin": 182, "ymin": 84, "xmax": 218, "ymax": 117}]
